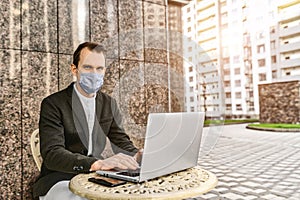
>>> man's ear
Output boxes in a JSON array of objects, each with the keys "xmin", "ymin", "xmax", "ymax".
[{"xmin": 70, "ymin": 64, "xmax": 77, "ymax": 76}]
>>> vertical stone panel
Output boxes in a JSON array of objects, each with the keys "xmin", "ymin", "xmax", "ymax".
[
  {"xmin": 21, "ymin": 52, "xmax": 58, "ymax": 199},
  {"xmin": 119, "ymin": 60, "xmax": 145, "ymax": 124},
  {"xmin": 0, "ymin": 50, "xmax": 22, "ymax": 199},
  {"xmin": 144, "ymin": 1, "xmax": 167, "ymax": 64},
  {"xmin": 145, "ymin": 62, "xmax": 170, "ymax": 113},
  {"xmin": 90, "ymin": 0, "xmax": 118, "ymax": 59},
  {"xmin": 0, "ymin": 1, "xmax": 21, "ymax": 49},
  {"xmin": 58, "ymin": 54, "xmax": 73, "ymax": 90},
  {"xmin": 168, "ymin": 3, "xmax": 185, "ymax": 112},
  {"xmin": 22, "ymin": 0, "xmax": 57, "ymax": 52},
  {"xmin": 58, "ymin": 0, "xmax": 90, "ymax": 54},
  {"xmin": 119, "ymin": 60, "xmax": 146, "ymax": 149},
  {"xmin": 101, "ymin": 58, "xmax": 120, "ymax": 98},
  {"xmin": 119, "ymin": 0, "xmax": 144, "ymax": 60}
]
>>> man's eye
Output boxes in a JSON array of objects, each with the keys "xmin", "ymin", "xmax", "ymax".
[
  {"xmin": 97, "ymin": 67, "xmax": 104, "ymax": 71},
  {"xmin": 84, "ymin": 65, "xmax": 92, "ymax": 69}
]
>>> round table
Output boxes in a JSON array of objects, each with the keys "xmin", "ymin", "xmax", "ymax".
[{"xmin": 69, "ymin": 166, "xmax": 218, "ymax": 200}]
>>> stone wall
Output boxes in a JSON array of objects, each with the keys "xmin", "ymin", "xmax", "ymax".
[
  {"xmin": 259, "ymin": 80, "xmax": 300, "ymax": 123},
  {"xmin": 0, "ymin": 0, "xmax": 187, "ymax": 199}
]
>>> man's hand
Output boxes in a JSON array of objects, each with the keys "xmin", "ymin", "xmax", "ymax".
[
  {"xmin": 90, "ymin": 153, "xmax": 139, "ymax": 171},
  {"xmin": 133, "ymin": 149, "xmax": 143, "ymax": 164}
]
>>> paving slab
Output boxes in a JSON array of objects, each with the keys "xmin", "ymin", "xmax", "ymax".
[{"xmin": 189, "ymin": 124, "xmax": 300, "ymax": 200}]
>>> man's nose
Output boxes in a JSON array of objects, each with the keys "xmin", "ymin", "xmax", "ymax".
[{"xmin": 91, "ymin": 68, "xmax": 98, "ymax": 73}]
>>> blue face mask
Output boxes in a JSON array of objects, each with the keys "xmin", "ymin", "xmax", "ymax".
[{"xmin": 79, "ymin": 73, "xmax": 104, "ymax": 94}]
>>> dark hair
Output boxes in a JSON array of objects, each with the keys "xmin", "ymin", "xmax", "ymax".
[{"xmin": 72, "ymin": 42, "xmax": 106, "ymax": 68}]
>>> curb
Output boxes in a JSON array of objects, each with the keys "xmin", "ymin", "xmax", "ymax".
[{"xmin": 246, "ymin": 125, "xmax": 300, "ymax": 133}]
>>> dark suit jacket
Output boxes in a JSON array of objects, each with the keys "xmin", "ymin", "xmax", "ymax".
[{"xmin": 33, "ymin": 83, "xmax": 138, "ymax": 198}]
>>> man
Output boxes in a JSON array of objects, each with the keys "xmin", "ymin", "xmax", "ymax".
[{"xmin": 33, "ymin": 42, "xmax": 141, "ymax": 199}]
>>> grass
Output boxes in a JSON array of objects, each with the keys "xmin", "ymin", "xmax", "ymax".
[
  {"xmin": 248, "ymin": 123, "xmax": 300, "ymax": 129},
  {"xmin": 204, "ymin": 119, "xmax": 258, "ymax": 126}
]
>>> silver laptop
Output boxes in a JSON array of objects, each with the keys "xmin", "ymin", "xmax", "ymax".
[{"xmin": 96, "ymin": 112, "xmax": 205, "ymax": 183}]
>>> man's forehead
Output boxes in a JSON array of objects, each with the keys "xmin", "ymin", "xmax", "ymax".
[
  {"xmin": 80, "ymin": 47, "xmax": 105, "ymax": 64},
  {"xmin": 80, "ymin": 47, "xmax": 104, "ymax": 58}
]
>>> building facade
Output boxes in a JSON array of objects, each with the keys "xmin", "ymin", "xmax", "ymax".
[{"xmin": 182, "ymin": 0, "xmax": 300, "ymax": 119}]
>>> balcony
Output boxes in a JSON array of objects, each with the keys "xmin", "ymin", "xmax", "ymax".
[
  {"xmin": 198, "ymin": 31, "xmax": 217, "ymax": 42},
  {"xmin": 196, "ymin": 0, "xmax": 214, "ymax": 11},
  {"xmin": 280, "ymin": 41, "xmax": 300, "ymax": 53},
  {"xmin": 197, "ymin": 7, "xmax": 216, "ymax": 21},
  {"xmin": 278, "ymin": 11, "xmax": 300, "ymax": 23},
  {"xmin": 280, "ymin": 58, "xmax": 300, "ymax": 68},
  {"xmin": 197, "ymin": 19, "xmax": 216, "ymax": 32},
  {"xmin": 279, "ymin": 24, "xmax": 300, "ymax": 37}
]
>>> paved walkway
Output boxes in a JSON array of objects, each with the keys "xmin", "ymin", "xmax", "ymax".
[{"xmin": 192, "ymin": 124, "xmax": 300, "ymax": 200}]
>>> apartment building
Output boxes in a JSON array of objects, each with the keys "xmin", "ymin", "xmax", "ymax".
[
  {"xmin": 276, "ymin": 0, "xmax": 300, "ymax": 79},
  {"xmin": 182, "ymin": 0, "xmax": 300, "ymax": 119}
]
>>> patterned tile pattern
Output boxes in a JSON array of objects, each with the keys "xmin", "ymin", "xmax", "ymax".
[{"xmin": 191, "ymin": 125, "xmax": 300, "ymax": 200}]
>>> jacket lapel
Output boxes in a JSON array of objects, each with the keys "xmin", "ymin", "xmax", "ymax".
[
  {"xmin": 67, "ymin": 83, "xmax": 89, "ymax": 150},
  {"xmin": 92, "ymin": 92, "xmax": 106, "ymax": 159}
]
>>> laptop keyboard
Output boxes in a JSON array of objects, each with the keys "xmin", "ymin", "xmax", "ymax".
[{"xmin": 118, "ymin": 169, "xmax": 140, "ymax": 177}]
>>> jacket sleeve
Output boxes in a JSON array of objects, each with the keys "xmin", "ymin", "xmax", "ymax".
[
  {"xmin": 39, "ymin": 97, "xmax": 97, "ymax": 174},
  {"xmin": 107, "ymin": 98, "xmax": 138, "ymax": 156}
]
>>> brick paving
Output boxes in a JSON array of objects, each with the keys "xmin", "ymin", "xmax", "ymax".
[{"xmin": 190, "ymin": 124, "xmax": 300, "ymax": 200}]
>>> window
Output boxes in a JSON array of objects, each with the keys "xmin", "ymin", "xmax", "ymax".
[
  {"xmin": 234, "ymin": 68, "xmax": 240, "ymax": 75},
  {"xmin": 187, "ymin": 7, "xmax": 190, "ymax": 13},
  {"xmin": 236, "ymin": 104, "xmax": 242, "ymax": 111},
  {"xmin": 224, "ymin": 69, "xmax": 230, "ymax": 75},
  {"xmin": 258, "ymin": 59, "xmax": 265, "ymax": 67},
  {"xmin": 188, "ymin": 27, "xmax": 191, "ymax": 32},
  {"xmin": 257, "ymin": 31, "xmax": 264, "ymax": 39},
  {"xmin": 188, "ymin": 57, "xmax": 192, "ymax": 62},
  {"xmin": 235, "ymin": 80, "xmax": 241, "ymax": 87},
  {"xmin": 257, "ymin": 44, "xmax": 265, "ymax": 53},
  {"xmin": 235, "ymin": 92, "xmax": 241, "ymax": 99},
  {"xmin": 190, "ymin": 106, "xmax": 194, "ymax": 112},
  {"xmin": 233, "ymin": 55, "xmax": 239, "ymax": 63},
  {"xmin": 190, "ymin": 96, "xmax": 194, "ymax": 102},
  {"xmin": 225, "ymin": 92, "xmax": 231, "ymax": 98},
  {"xmin": 223, "ymin": 58, "xmax": 229, "ymax": 64},
  {"xmin": 189, "ymin": 66, "xmax": 193, "ymax": 72},
  {"xmin": 224, "ymin": 81, "xmax": 230, "ymax": 87},
  {"xmin": 272, "ymin": 70, "xmax": 277, "ymax": 79},
  {"xmin": 226, "ymin": 104, "xmax": 232, "ymax": 110},
  {"xmin": 259, "ymin": 73, "xmax": 266, "ymax": 81},
  {"xmin": 187, "ymin": 17, "xmax": 191, "ymax": 22},
  {"xmin": 270, "ymin": 41, "xmax": 275, "ymax": 49},
  {"xmin": 189, "ymin": 76, "xmax": 193, "ymax": 82},
  {"xmin": 249, "ymin": 91, "xmax": 253, "ymax": 97},
  {"xmin": 188, "ymin": 47, "xmax": 192, "ymax": 52},
  {"xmin": 190, "ymin": 86, "xmax": 193, "ymax": 92},
  {"xmin": 247, "ymin": 102, "xmax": 254, "ymax": 111},
  {"xmin": 271, "ymin": 56, "xmax": 276, "ymax": 64}
]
